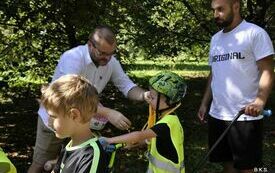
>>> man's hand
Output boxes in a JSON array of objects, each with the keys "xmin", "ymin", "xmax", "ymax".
[
  {"xmin": 127, "ymin": 86, "xmax": 147, "ymax": 101},
  {"xmin": 143, "ymin": 91, "xmax": 152, "ymax": 103},
  {"xmin": 197, "ymin": 72, "xmax": 212, "ymax": 124},
  {"xmin": 106, "ymin": 109, "xmax": 132, "ymax": 130},
  {"xmin": 246, "ymin": 56, "xmax": 275, "ymax": 117},
  {"xmin": 97, "ymin": 105, "xmax": 131, "ymax": 130},
  {"xmin": 245, "ymin": 99, "xmax": 264, "ymax": 117},
  {"xmin": 197, "ymin": 105, "xmax": 208, "ymax": 123}
]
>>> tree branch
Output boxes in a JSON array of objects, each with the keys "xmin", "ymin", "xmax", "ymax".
[{"xmin": 181, "ymin": 0, "xmax": 214, "ymax": 35}]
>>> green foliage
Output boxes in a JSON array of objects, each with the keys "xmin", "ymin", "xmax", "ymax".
[
  {"xmin": 117, "ymin": 0, "xmax": 214, "ymax": 60},
  {"xmin": 0, "ymin": 0, "xmax": 274, "ymax": 95}
]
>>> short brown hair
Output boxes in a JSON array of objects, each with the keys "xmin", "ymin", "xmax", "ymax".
[
  {"xmin": 41, "ymin": 75, "xmax": 98, "ymax": 123},
  {"xmin": 227, "ymin": 0, "xmax": 240, "ymax": 5},
  {"xmin": 88, "ymin": 25, "xmax": 116, "ymax": 46}
]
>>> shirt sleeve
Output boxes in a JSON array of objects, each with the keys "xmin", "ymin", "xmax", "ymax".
[
  {"xmin": 150, "ymin": 123, "xmax": 170, "ymax": 139},
  {"xmin": 110, "ymin": 58, "xmax": 136, "ymax": 97},
  {"xmin": 252, "ymin": 28, "xmax": 275, "ymax": 61},
  {"xmin": 51, "ymin": 49, "xmax": 84, "ymax": 82}
]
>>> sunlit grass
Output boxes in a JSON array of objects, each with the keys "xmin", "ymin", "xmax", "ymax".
[
  {"xmin": 129, "ymin": 69, "xmax": 209, "ymax": 78},
  {"xmin": 126, "ymin": 56, "xmax": 210, "ymax": 78}
]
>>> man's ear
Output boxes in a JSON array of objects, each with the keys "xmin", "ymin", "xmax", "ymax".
[
  {"xmin": 88, "ymin": 40, "xmax": 92, "ymax": 47},
  {"xmin": 69, "ymin": 108, "xmax": 81, "ymax": 122},
  {"xmin": 233, "ymin": 1, "xmax": 240, "ymax": 13}
]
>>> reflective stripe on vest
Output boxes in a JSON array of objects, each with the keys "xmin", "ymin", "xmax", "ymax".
[
  {"xmin": 90, "ymin": 141, "xmax": 100, "ymax": 173},
  {"xmin": 147, "ymin": 153, "xmax": 184, "ymax": 173}
]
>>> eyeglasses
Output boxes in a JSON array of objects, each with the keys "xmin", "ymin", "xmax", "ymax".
[{"xmin": 90, "ymin": 39, "xmax": 116, "ymax": 57}]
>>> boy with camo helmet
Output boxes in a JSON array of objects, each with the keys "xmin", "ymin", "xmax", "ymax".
[{"xmin": 102, "ymin": 71, "xmax": 187, "ymax": 173}]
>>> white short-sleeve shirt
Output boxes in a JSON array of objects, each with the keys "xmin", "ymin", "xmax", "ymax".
[
  {"xmin": 209, "ymin": 20, "xmax": 274, "ymax": 121},
  {"xmin": 38, "ymin": 44, "xmax": 136, "ymax": 125}
]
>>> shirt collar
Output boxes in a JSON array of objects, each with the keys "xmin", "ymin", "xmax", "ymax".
[{"xmin": 84, "ymin": 44, "xmax": 94, "ymax": 66}]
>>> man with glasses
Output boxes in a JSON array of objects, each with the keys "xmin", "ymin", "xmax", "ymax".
[{"xmin": 28, "ymin": 25, "xmax": 149, "ymax": 173}]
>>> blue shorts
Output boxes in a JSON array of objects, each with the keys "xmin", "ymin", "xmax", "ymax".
[{"xmin": 208, "ymin": 116, "xmax": 263, "ymax": 170}]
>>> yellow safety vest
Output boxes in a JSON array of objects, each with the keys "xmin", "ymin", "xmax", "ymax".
[
  {"xmin": 0, "ymin": 148, "xmax": 17, "ymax": 173},
  {"xmin": 147, "ymin": 115, "xmax": 185, "ymax": 173}
]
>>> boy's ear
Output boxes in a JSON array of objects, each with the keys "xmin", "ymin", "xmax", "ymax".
[{"xmin": 69, "ymin": 108, "xmax": 81, "ymax": 122}]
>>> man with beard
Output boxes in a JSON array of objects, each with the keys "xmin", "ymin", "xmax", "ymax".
[
  {"xmin": 197, "ymin": 0, "xmax": 274, "ymax": 172},
  {"xmin": 28, "ymin": 25, "xmax": 149, "ymax": 173}
]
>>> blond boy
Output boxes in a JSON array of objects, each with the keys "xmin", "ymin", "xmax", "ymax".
[{"xmin": 41, "ymin": 74, "xmax": 108, "ymax": 173}]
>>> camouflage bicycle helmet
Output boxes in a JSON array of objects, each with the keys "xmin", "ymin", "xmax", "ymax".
[{"xmin": 149, "ymin": 71, "xmax": 187, "ymax": 105}]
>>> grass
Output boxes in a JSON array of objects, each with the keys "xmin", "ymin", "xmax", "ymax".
[
  {"xmin": 0, "ymin": 55, "xmax": 275, "ymax": 173},
  {"xmin": 124, "ymin": 57, "xmax": 210, "ymax": 79}
]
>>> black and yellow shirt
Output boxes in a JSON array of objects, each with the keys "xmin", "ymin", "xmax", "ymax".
[{"xmin": 54, "ymin": 138, "xmax": 109, "ymax": 173}]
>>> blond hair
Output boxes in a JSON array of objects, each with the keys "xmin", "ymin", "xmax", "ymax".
[{"xmin": 41, "ymin": 74, "xmax": 98, "ymax": 123}]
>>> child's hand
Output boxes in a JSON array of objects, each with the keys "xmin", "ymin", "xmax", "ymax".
[
  {"xmin": 98, "ymin": 137, "xmax": 108, "ymax": 145},
  {"xmin": 98, "ymin": 137, "xmax": 116, "ymax": 152},
  {"xmin": 125, "ymin": 140, "xmax": 146, "ymax": 149},
  {"xmin": 44, "ymin": 158, "xmax": 58, "ymax": 172},
  {"xmin": 124, "ymin": 142, "xmax": 138, "ymax": 149}
]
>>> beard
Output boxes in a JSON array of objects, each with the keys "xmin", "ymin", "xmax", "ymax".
[
  {"xmin": 215, "ymin": 9, "xmax": 234, "ymax": 28},
  {"xmin": 97, "ymin": 59, "xmax": 110, "ymax": 66},
  {"xmin": 215, "ymin": 18, "xmax": 232, "ymax": 28}
]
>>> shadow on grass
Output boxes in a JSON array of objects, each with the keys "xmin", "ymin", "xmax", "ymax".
[{"xmin": 0, "ymin": 76, "xmax": 275, "ymax": 173}]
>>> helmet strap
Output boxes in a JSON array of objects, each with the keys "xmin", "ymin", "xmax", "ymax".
[
  {"xmin": 156, "ymin": 92, "xmax": 161, "ymax": 117},
  {"xmin": 159, "ymin": 102, "xmax": 181, "ymax": 119}
]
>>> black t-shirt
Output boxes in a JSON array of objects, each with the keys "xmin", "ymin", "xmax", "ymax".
[
  {"xmin": 54, "ymin": 140, "xmax": 109, "ymax": 173},
  {"xmin": 150, "ymin": 121, "xmax": 179, "ymax": 163}
]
